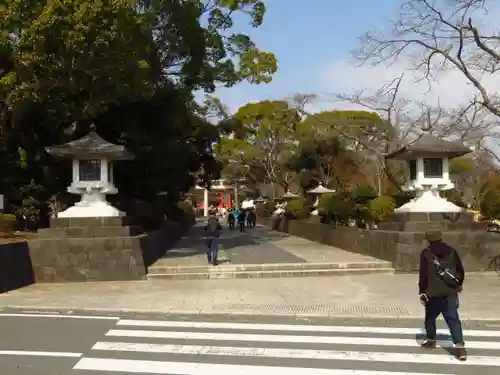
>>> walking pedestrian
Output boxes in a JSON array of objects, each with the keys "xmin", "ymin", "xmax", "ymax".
[
  {"xmin": 246, "ymin": 209, "xmax": 256, "ymax": 228},
  {"xmin": 204, "ymin": 212, "xmax": 222, "ymax": 266},
  {"xmin": 237, "ymin": 209, "xmax": 246, "ymax": 233},
  {"xmin": 418, "ymin": 230, "xmax": 466, "ymax": 361},
  {"xmin": 227, "ymin": 208, "xmax": 235, "ymax": 230}
]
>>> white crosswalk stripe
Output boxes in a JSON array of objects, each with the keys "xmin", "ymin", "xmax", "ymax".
[{"xmin": 73, "ymin": 319, "xmax": 500, "ymax": 374}]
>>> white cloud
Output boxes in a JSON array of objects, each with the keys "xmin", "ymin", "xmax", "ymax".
[
  {"xmin": 317, "ymin": 59, "xmax": 500, "ymax": 112},
  {"xmin": 316, "ymin": 1, "xmax": 500, "ymax": 114}
]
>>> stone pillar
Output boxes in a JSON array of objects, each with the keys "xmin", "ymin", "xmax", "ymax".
[
  {"xmin": 72, "ymin": 160, "xmax": 79, "ymax": 182},
  {"xmin": 234, "ymin": 182, "xmax": 239, "ymax": 208},
  {"xmin": 100, "ymin": 158, "xmax": 108, "ymax": 182},
  {"xmin": 203, "ymin": 188, "xmax": 208, "ymax": 217}
]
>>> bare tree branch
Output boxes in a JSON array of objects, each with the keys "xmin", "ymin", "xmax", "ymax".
[
  {"xmin": 353, "ymin": 0, "xmax": 500, "ymax": 118},
  {"xmin": 289, "ymin": 77, "xmax": 412, "ymax": 191}
]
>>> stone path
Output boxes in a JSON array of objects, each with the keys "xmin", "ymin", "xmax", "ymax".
[
  {"xmin": 1, "ymin": 272, "xmax": 500, "ymax": 320},
  {"xmin": 147, "ymin": 221, "xmax": 393, "ymax": 279},
  {"xmin": 153, "ymin": 221, "xmax": 305, "ymax": 267}
]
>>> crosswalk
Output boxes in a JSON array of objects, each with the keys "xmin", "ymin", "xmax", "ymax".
[{"xmin": 73, "ymin": 318, "xmax": 500, "ymax": 374}]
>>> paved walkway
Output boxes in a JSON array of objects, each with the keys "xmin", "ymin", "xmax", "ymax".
[
  {"xmin": 1, "ymin": 220, "xmax": 497, "ymax": 321},
  {"xmin": 151, "ymin": 220, "xmax": 384, "ymax": 268},
  {"xmin": 1, "ymin": 272, "xmax": 499, "ymax": 321}
]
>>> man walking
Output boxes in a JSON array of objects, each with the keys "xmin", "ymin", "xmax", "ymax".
[
  {"xmin": 418, "ymin": 230, "xmax": 466, "ymax": 361},
  {"xmin": 246, "ymin": 209, "xmax": 256, "ymax": 228},
  {"xmin": 204, "ymin": 212, "xmax": 222, "ymax": 266},
  {"xmin": 237, "ymin": 209, "xmax": 246, "ymax": 233},
  {"xmin": 227, "ymin": 208, "xmax": 235, "ymax": 230}
]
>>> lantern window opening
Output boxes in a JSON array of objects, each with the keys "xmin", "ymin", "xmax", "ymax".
[
  {"xmin": 423, "ymin": 157, "xmax": 443, "ymax": 178},
  {"xmin": 79, "ymin": 159, "xmax": 101, "ymax": 182},
  {"xmin": 408, "ymin": 160, "xmax": 417, "ymax": 181},
  {"xmin": 108, "ymin": 162, "xmax": 114, "ymax": 183}
]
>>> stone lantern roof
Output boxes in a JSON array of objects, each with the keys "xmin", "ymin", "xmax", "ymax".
[
  {"xmin": 280, "ymin": 191, "xmax": 300, "ymax": 199},
  {"xmin": 45, "ymin": 125, "xmax": 134, "ymax": 160},
  {"xmin": 385, "ymin": 133, "xmax": 471, "ymax": 160},
  {"xmin": 307, "ymin": 183, "xmax": 335, "ymax": 194}
]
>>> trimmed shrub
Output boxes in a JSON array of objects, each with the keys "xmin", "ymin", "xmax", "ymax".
[
  {"xmin": 317, "ymin": 193, "xmax": 335, "ymax": 215},
  {"xmin": 368, "ymin": 196, "xmax": 396, "ymax": 222},
  {"xmin": 0, "ymin": 214, "xmax": 17, "ymax": 233},
  {"xmin": 285, "ymin": 198, "xmax": 310, "ymax": 220},
  {"xmin": 477, "ymin": 175, "xmax": 500, "ymax": 220},
  {"xmin": 440, "ymin": 189, "xmax": 466, "ymax": 208},
  {"xmin": 177, "ymin": 200, "xmax": 195, "ymax": 221},
  {"xmin": 256, "ymin": 200, "xmax": 274, "ymax": 217},
  {"xmin": 390, "ymin": 191, "xmax": 415, "ymax": 207},
  {"xmin": 318, "ymin": 193, "xmax": 354, "ymax": 224},
  {"xmin": 351, "ymin": 184, "xmax": 378, "ymax": 204}
]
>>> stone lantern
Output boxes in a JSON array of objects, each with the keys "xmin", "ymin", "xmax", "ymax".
[
  {"xmin": 253, "ymin": 196, "xmax": 266, "ymax": 204},
  {"xmin": 273, "ymin": 191, "xmax": 299, "ymax": 215},
  {"xmin": 45, "ymin": 125, "xmax": 134, "ymax": 218},
  {"xmin": 307, "ymin": 183, "xmax": 336, "ymax": 215},
  {"xmin": 385, "ymin": 130, "xmax": 472, "ymax": 213}
]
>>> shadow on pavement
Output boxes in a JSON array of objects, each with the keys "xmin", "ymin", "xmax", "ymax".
[{"xmin": 162, "ymin": 221, "xmax": 306, "ymax": 264}]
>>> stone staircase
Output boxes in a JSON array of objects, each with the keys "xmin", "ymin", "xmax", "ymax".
[
  {"xmin": 146, "ymin": 220, "xmax": 395, "ymax": 280},
  {"xmin": 147, "ymin": 259, "xmax": 394, "ymax": 280}
]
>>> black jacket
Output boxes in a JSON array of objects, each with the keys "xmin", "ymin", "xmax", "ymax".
[
  {"xmin": 205, "ymin": 217, "xmax": 222, "ymax": 238},
  {"xmin": 418, "ymin": 241, "xmax": 464, "ymax": 297}
]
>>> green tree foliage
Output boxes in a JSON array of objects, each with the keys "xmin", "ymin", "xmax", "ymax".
[
  {"xmin": 290, "ymin": 135, "xmax": 357, "ymax": 189},
  {"xmin": 479, "ymin": 175, "xmax": 500, "ymax": 219},
  {"xmin": 294, "ymin": 110, "xmax": 390, "ymax": 190},
  {"xmin": 285, "ymin": 198, "xmax": 310, "ymax": 220},
  {"xmin": 0, "ymin": 0, "xmax": 277, "ymax": 226},
  {"xmin": 217, "ymin": 107, "xmax": 389, "ymax": 196},
  {"xmin": 350, "ymin": 183, "xmax": 378, "ymax": 224},
  {"xmin": 297, "ymin": 109, "xmax": 404, "ymax": 192},
  {"xmin": 97, "ymin": 86, "xmax": 221, "ymax": 203},
  {"xmin": 215, "ymin": 100, "xmax": 299, "ymax": 193},
  {"xmin": 255, "ymin": 200, "xmax": 274, "ymax": 218},
  {"xmin": 297, "ymin": 110, "xmax": 391, "ymax": 153},
  {"xmin": 449, "ymin": 157, "xmax": 474, "ymax": 175},
  {"xmin": 0, "ymin": 213, "xmax": 16, "ymax": 233},
  {"xmin": 351, "ymin": 184, "xmax": 377, "ymax": 204},
  {"xmin": 317, "ymin": 192, "xmax": 354, "ymax": 224},
  {"xmin": 368, "ymin": 196, "xmax": 396, "ymax": 222},
  {"xmin": 1, "ymin": 0, "xmax": 154, "ymax": 128},
  {"xmin": 133, "ymin": 0, "xmax": 277, "ymax": 91}
]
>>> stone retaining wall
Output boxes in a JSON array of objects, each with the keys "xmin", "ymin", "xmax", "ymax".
[
  {"xmin": 140, "ymin": 219, "xmax": 193, "ymax": 268},
  {"xmin": 0, "ymin": 218, "xmax": 193, "ymax": 291},
  {"xmin": 0, "ymin": 242, "xmax": 35, "ymax": 293},
  {"xmin": 260, "ymin": 217, "xmax": 500, "ymax": 272}
]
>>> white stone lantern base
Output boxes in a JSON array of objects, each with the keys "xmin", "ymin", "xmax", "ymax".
[
  {"xmin": 57, "ymin": 201, "xmax": 124, "ymax": 218},
  {"xmin": 395, "ymin": 186, "xmax": 463, "ymax": 213},
  {"xmin": 57, "ymin": 183, "xmax": 124, "ymax": 218}
]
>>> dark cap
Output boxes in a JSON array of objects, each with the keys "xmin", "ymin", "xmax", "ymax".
[{"xmin": 425, "ymin": 230, "xmax": 443, "ymax": 242}]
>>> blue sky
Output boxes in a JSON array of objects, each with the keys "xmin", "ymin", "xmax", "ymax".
[{"xmin": 208, "ymin": 0, "xmax": 403, "ymax": 113}]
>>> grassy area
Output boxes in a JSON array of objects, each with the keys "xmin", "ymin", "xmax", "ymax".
[{"xmin": 0, "ymin": 231, "xmax": 37, "ymax": 244}]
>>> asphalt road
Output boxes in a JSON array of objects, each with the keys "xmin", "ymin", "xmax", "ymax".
[{"xmin": 1, "ymin": 308, "xmax": 500, "ymax": 374}]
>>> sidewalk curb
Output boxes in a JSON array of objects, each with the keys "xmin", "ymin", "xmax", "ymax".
[{"xmin": 1, "ymin": 304, "xmax": 497, "ymax": 322}]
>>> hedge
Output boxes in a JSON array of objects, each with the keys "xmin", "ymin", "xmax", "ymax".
[{"xmin": 0, "ymin": 214, "xmax": 17, "ymax": 233}]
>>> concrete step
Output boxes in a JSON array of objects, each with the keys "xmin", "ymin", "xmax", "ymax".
[
  {"xmin": 148, "ymin": 261, "xmax": 392, "ymax": 274},
  {"xmin": 147, "ymin": 262, "xmax": 395, "ymax": 280}
]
